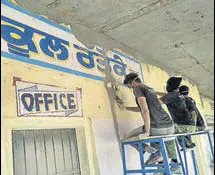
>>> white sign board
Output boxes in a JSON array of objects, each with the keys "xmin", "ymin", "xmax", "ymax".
[
  {"xmin": 15, "ymin": 81, "xmax": 82, "ymax": 117},
  {"xmin": 1, "ymin": 0, "xmax": 143, "ymax": 83}
]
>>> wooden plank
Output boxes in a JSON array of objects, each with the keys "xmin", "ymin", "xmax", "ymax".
[
  {"xmin": 34, "ymin": 130, "xmax": 48, "ymax": 175},
  {"xmin": 12, "ymin": 130, "xmax": 26, "ymax": 175},
  {"xmin": 43, "ymin": 129, "xmax": 57, "ymax": 175},
  {"xmin": 52, "ymin": 129, "xmax": 66, "ymax": 174},
  {"xmin": 24, "ymin": 130, "xmax": 37, "ymax": 175}
]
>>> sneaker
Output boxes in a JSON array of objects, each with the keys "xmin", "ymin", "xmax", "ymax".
[
  {"xmin": 171, "ymin": 159, "xmax": 178, "ymax": 163},
  {"xmin": 186, "ymin": 143, "xmax": 196, "ymax": 148},
  {"xmin": 180, "ymin": 143, "xmax": 196, "ymax": 151},
  {"xmin": 145, "ymin": 151, "xmax": 163, "ymax": 164}
]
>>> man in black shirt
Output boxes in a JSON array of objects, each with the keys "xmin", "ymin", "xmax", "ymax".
[
  {"xmin": 179, "ymin": 85, "xmax": 206, "ymax": 131},
  {"xmin": 158, "ymin": 77, "xmax": 196, "ymax": 148},
  {"xmin": 118, "ymin": 73, "xmax": 177, "ymax": 165}
]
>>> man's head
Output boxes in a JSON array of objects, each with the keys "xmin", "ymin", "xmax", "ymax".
[
  {"xmin": 179, "ymin": 85, "xmax": 189, "ymax": 96},
  {"xmin": 123, "ymin": 73, "xmax": 142, "ymax": 88},
  {"xmin": 166, "ymin": 76, "xmax": 182, "ymax": 92}
]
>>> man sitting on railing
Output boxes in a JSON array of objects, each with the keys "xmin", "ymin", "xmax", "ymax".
[{"xmin": 117, "ymin": 73, "xmax": 178, "ymax": 167}]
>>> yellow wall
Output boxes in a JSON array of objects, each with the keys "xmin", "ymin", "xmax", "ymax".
[
  {"xmin": 2, "ymin": 57, "xmax": 214, "ymax": 175},
  {"xmin": 1, "ymin": 57, "xmax": 104, "ymax": 175},
  {"xmin": 201, "ymin": 96, "xmax": 214, "ymax": 117},
  {"xmin": 141, "ymin": 63, "xmax": 213, "ymax": 117}
]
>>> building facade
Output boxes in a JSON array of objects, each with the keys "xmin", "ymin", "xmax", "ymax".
[{"xmin": 1, "ymin": 0, "xmax": 214, "ymax": 174}]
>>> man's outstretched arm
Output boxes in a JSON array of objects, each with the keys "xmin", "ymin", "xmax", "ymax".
[
  {"xmin": 115, "ymin": 96, "xmax": 140, "ymax": 112},
  {"xmin": 156, "ymin": 91, "xmax": 166, "ymax": 96},
  {"xmin": 125, "ymin": 107, "xmax": 141, "ymax": 112}
]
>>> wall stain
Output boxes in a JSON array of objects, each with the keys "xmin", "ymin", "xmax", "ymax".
[{"xmin": 47, "ymin": 0, "xmax": 61, "ymax": 8}]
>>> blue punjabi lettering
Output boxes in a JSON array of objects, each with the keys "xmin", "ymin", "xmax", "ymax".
[
  {"xmin": 97, "ymin": 55, "xmax": 126, "ymax": 76},
  {"xmin": 96, "ymin": 57, "xmax": 106, "ymax": 72},
  {"xmin": 39, "ymin": 36, "xmax": 69, "ymax": 61},
  {"xmin": 74, "ymin": 44, "xmax": 97, "ymax": 68},
  {"xmin": 21, "ymin": 93, "xmax": 34, "ymax": 112},
  {"xmin": 96, "ymin": 56, "xmax": 111, "ymax": 73},
  {"xmin": 1, "ymin": 24, "xmax": 38, "ymax": 58},
  {"xmin": 87, "ymin": 45, "xmax": 111, "ymax": 72},
  {"xmin": 1, "ymin": 16, "xmax": 130, "ymax": 78},
  {"xmin": 1, "ymin": 16, "xmax": 70, "ymax": 61},
  {"xmin": 111, "ymin": 54, "xmax": 126, "ymax": 76},
  {"xmin": 74, "ymin": 44, "xmax": 126, "ymax": 76}
]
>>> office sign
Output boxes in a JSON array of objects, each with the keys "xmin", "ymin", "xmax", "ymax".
[{"xmin": 15, "ymin": 81, "xmax": 82, "ymax": 117}]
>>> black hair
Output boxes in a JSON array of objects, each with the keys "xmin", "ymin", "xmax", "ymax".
[
  {"xmin": 123, "ymin": 73, "xmax": 141, "ymax": 85},
  {"xmin": 134, "ymin": 77, "xmax": 141, "ymax": 83},
  {"xmin": 179, "ymin": 85, "xmax": 189, "ymax": 95},
  {"xmin": 166, "ymin": 77, "xmax": 182, "ymax": 92}
]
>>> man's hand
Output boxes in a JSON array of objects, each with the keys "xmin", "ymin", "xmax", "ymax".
[
  {"xmin": 116, "ymin": 95, "xmax": 124, "ymax": 104},
  {"xmin": 139, "ymin": 132, "xmax": 150, "ymax": 139},
  {"xmin": 191, "ymin": 111, "xmax": 197, "ymax": 123},
  {"xmin": 144, "ymin": 132, "xmax": 150, "ymax": 137},
  {"xmin": 116, "ymin": 95, "xmax": 126, "ymax": 110},
  {"xmin": 156, "ymin": 91, "xmax": 166, "ymax": 96}
]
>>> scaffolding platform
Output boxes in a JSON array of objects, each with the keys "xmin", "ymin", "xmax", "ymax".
[{"xmin": 121, "ymin": 130, "xmax": 214, "ymax": 175}]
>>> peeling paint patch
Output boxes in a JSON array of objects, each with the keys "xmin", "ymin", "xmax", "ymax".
[
  {"xmin": 193, "ymin": 28, "xmax": 200, "ymax": 32},
  {"xmin": 47, "ymin": 0, "xmax": 61, "ymax": 8}
]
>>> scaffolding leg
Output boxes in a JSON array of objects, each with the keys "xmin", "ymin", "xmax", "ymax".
[
  {"xmin": 121, "ymin": 143, "xmax": 127, "ymax": 175},
  {"xmin": 175, "ymin": 138, "xmax": 187, "ymax": 175},
  {"xmin": 138, "ymin": 142, "xmax": 145, "ymax": 175},
  {"xmin": 191, "ymin": 150, "xmax": 198, "ymax": 175},
  {"xmin": 207, "ymin": 131, "xmax": 214, "ymax": 157},
  {"xmin": 181, "ymin": 135, "xmax": 189, "ymax": 174},
  {"xmin": 160, "ymin": 139, "xmax": 171, "ymax": 175}
]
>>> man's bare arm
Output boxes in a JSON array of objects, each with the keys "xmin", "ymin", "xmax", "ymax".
[
  {"xmin": 115, "ymin": 96, "xmax": 140, "ymax": 112},
  {"xmin": 156, "ymin": 91, "xmax": 166, "ymax": 96},
  {"xmin": 125, "ymin": 107, "xmax": 141, "ymax": 112},
  {"xmin": 137, "ymin": 96, "xmax": 150, "ymax": 136},
  {"xmin": 191, "ymin": 111, "xmax": 197, "ymax": 123},
  {"xmin": 158, "ymin": 98, "xmax": 164, "ymax": 104}
]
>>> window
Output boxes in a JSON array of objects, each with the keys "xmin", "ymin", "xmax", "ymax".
[{"xmin": 12, "ymin": 129, "xmax": 81, "ymax": 175}]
